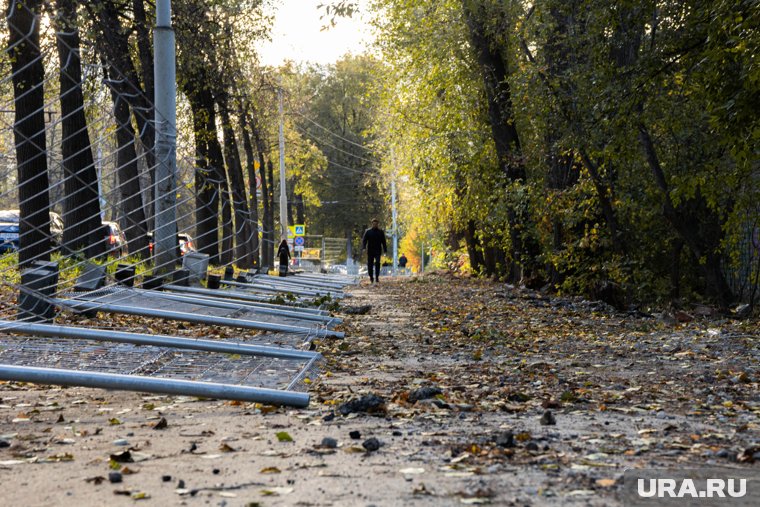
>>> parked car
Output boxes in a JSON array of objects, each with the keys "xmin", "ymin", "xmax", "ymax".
[
  {"xmin": 147, "ymin": 232, "xmax": 197, "ymax": 256},
  {"xmin": 178, "ymin": 233, "xmax": 196, "ymax": 255},
  {"xmin": 49, "ymin": 212, "xmax": 64, "ymax": 248},
  {"xmin": 0, "ymin": 209, "xmax": 63, "ymax": 253},
  {"xmin": 102, "ymin": 221, "xmax": 127, "ymax": 257}
]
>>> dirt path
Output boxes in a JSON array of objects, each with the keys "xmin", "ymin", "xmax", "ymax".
[{"xmin": 1, "ymin": 274, "xmax": 758, "ymax": 506}]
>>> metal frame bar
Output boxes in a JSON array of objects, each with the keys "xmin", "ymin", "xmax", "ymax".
[
  {"xmin": 292, "ymin": 270, "xmax": 355, "ymax": 280},
  {"xmin": 134, "ymin": 289, "xmax": 340, "ymax": 325},
  {"xmin": 221, "ymin": 279, "xmax": 337, "ymax": 298},
  {"xmin": 291, "ymin": 271, "xmax": 355, "ymax": 281},
  {"xmin": 286, "ymin": 353, "xmax": 321, "ymax": 391},
  {"xmin": 51, "ymin": 298, "xmax": 345, "ymax": 338},
  {"xmin": 0, "ymin": 364, "xmax": 310, "ymax": 406},
  {"xmin": 0, "ymin": 320, "xmax": 321, "ymax": 360},
  {"xmin": 252, "ymin": 274, "xmax": 346, "ymax": 291},
  {"xmin": 162, "ymin": 285, "xmax": 329, "ymax": 315}
]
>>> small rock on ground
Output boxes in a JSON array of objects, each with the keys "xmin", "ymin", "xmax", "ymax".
[{"xmin": 338, "ymin": 394, "xmax": 386, "ymax": 415}]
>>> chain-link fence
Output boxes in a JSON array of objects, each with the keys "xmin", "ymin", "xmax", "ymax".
[
  {"xmin": 0, "ymin": 1, "xmax": 280, "ymax": 318},
  {"xmin": 0, "ymin": 1, "xmax": 345, "ymax": 404},
  {"xmin": 724, "ymin": 220, "xmax": 760, "ymax": 305}
]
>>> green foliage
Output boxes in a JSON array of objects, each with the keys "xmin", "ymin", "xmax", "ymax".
[
  {"xmin": 371, "ymin": 0, "xmax": 759, "ymax": 304},
  {"xmin": 0, "ymin": 252, "xmax": 21, "ymax": 286},
  {"xmin": 286, "ymin": 55, "xmax": 387, "ymax": 244},
  {"xmin": 20, "ymin": 0, "xmax": 753, "ymax": 305}
]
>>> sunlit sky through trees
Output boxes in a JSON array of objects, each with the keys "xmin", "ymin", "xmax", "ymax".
[{"xmin": 257, "ymin": 0, "xmax": 374, "ymax": 66}]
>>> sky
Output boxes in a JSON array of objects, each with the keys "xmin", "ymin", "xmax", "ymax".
[{"xmin": 256, "ymin": 0, "xmax": 374, "ymax": 66}]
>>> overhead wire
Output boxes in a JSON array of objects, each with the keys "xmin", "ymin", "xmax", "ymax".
[
  {"xmin": 286, "ymin": 132, "xmax": 382, "ymax": 178},
  {"xmin": 288, "ymin": 107, "xmax": 370, "ymax": 151},
  {"xmin": 0, "ymin": 12, "xmax": 247, "ymax": 321},
  {"xmin": 0, "ymin": 3, "xmax": 359, "ymax": 324}
]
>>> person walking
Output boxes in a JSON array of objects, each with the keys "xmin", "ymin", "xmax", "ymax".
[
  {"xmin": 398, "ymin": 253, "xmax": 408, "ymax": 268},
  {"xmin": 277, "ymin": 238, "xmax": 291, "ymax": 277},
  {"xmin": 361, "ymin": 218, "xmax": 387, "ymax": 283}
]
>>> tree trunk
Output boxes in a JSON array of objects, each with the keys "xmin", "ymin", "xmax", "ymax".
[
  {"xmin": 266, "ymin": 158, "xmax": 276, "ymax": 265},
  {"xmin": 461, "ymin": 0, "xmax": 529, "ymax": 282},
  {"xmin": 257, "ymin": 145, "xmax": 271, "ymax": 269},
  {"xmin": 7, "ymin": 0, "xmax": 51, "ymax": 267},
  {"xmin": 218, "ymin": 101, "xmax": 254, "ymax": 268},
  {"xmin": 132, "ymin": 0, "xmax": 154, "ymax": 104},
  {"xmin": 245, "ymin": 111, "xmax": 270, "ymax": 269},
  {"xmin": 239, "ymin": 108, "xmax": 260, "ymax": 269},
  {"xmin": 638, "ymin": 124, "xmax": 734, "ymax": 307},
  {"xmin": 132, "ymin": 0, "xmax": 156, "ymax": 230},
  {"xmin": 295, "ymin": 191, "xmax": 305, "ymax": 224},
  {"xmin": 206, "ymin": 106, "xmax": 227, "ymax": 265},
  {"xmin": 188, "ymin": 96, "xmax": 218, "ymax": 265},
  {"xmin": 544, "ymin": 2, "xmax": 582, "ymax": 285},
  {"xmin": 483, "ymin": 245, "xmax": 497, "ymax": 276},
  {"xmin": 104, "ymin": 65, "xmax": 149, "ymax": 256},
  {"xmin": 287, "ymin": 183, "xmax": 295, "ymax": 225},
  {"xmin": 670, "ymin": 238, "xmax": 683, "ymax": 300},
  {"xmin": 89, "ymin": 0, "xmax": 155, "ymax": 227},
  {"xmin": 55, "ymin": 0, "xmax": 105, "ymax": 258},
  {"xmin": 220, "ymin": 183, "xmax": 233, "ymax": 265},
  {"xmin": 464, "ymin": 220, "xmax": 485, "ymax": 274},
  {"xmin": 182, "ymin": 76, "xmax": 220, "ymax": 265}
]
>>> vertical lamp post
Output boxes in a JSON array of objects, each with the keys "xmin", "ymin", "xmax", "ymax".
[
  {"xmin": 390, "ymin": 147, "xmax": 398, "ymax": 275},
  {"xmin": 153, "ymin": 0, "xmax": 178, "ymax": 276},
  {"xmin": 278, "ymin": 84, "xmax": 288, "ymax": 241},
  {"xmin": 420, "ymin": 241, "xmax": 425, "ymax": 274},
  {"xmin": 391, "ymin": 177, "xmax": 397, "ymax": 275}
]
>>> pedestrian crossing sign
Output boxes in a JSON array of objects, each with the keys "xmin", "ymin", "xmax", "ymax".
[{"xmin": 290, "ymin": 224, "xmax": 305, "ymax": 236}]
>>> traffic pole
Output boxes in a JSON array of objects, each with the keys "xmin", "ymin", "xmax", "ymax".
[{"xmin": 153, "ymin": 0, "xmax": 178, "ymax": 276}]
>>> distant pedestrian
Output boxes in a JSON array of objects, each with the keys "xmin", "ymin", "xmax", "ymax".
[
  {"xmin": 277, "ymin": 239, "xmax": 290, "ymax": 277},
  {"xmin": 361, "ymin": 218, "xmax": 387, "ymax": 283},
  {"xmin": 398, "ymin": 253, "xmax": 408, "ymax": 268}
]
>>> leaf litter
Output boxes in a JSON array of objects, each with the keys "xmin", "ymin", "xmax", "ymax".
[{"xmin": 0, "ymin": 273, "xmax": 758, "ymax": 505}]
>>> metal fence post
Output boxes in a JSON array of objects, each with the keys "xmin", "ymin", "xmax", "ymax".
[{"xmin": 153, "ymin": 0, "xmax": 178, "ymax": 275}]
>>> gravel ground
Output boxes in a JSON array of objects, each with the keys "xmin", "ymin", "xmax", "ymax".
[{"xmin": 1, "ymin": 274, "xmax": 758, "ymax": 506}]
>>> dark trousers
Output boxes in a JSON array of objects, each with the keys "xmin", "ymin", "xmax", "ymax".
[{"xmin": 367, "ymin": 252, "xmax": 381, "ymax": 281}]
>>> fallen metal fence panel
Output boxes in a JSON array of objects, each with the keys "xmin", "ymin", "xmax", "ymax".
[
  {"xmin": 291, "ymin": 271, "xmax": 358, "ymax": 283},
  {"xmin": 252, "ymin": 274, "xmax": 347, "ymax": 291},
  {"xmin": 53, "ymin": 287, "xmax": 343, "ymax": 338},
  {"xmin": 76, "ymin": 287, "xmax": 341, "ymax": 327},
  {"xmin": 0, "ymin": 321, "xmax": 323, "ymax": 406},
  {"xmin": 161, "ymin": 285, "xmax": 330, "ymax": 315},
  {"xmin": 52, "ymin": 298, "xmax": 344, "ymax": 338},
  {"xmin": 0, "ymin": 321, "xmax": 320, "ymax": 360},
  {"xmin": 0, "ymin": 365, "xmax": 310, "ymax": 406},
  {"xmin": 155, "ymin": 291, "xmax": 340, "ymax": 326},
  {"xmin": 221, "ymin": 279, "xmax": 341, "ymax": 298}
]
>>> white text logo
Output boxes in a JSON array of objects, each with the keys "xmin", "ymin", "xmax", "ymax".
[{"xmin": 637, "ymin": 479, "xmax": 747, "ymax": 499}]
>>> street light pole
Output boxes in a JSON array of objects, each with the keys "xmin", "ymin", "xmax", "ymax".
[
  {"xmin": 420, "ymin": 241, "xmax": 424, "ymax": 274},
  {"xmin": 153, "ymin": 0, "xmax": 178, "ymax": 275},
  {"xmin": 391, "ymin": 147, "xmax": 398, "ymax": 275},
  {"xmin": 391, "ymin": 177, "xmax": 397, "ymax": 275},
  {"xmin": 278, "ymin": 84, "xmax": 288, "ymax": 240}
]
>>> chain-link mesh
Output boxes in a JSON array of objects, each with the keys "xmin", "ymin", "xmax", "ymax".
[
  {"xmin": 0, "ymin": 2, "xmax": 350, "ymax": 397},
  {"xmin": 0, "ymin": 332, "xmax": 323, "ymax": 391},
  {"xmin": 0, "ymin": 1, "xmax": 276, "ymax": 318}
]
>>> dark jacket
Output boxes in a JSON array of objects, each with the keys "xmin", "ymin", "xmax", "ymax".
[
  {"xmin": 362, "ymin": 227, "xmax": 387, "ymax": 255},
  {"xmin": 277, "ymin": 242, "xmax": 291, "ymax": 263}
]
